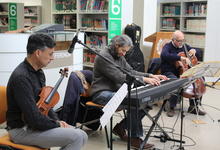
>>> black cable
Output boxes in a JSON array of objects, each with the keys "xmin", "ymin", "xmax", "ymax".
[
  {"xmin": 170, "ymin": 132, "xmax": 197, "ymax": 147},
  {"xmin": 142, "ymin": 99, "xmax": 198, "ymax": 149},
  {"xmin": 172, "ymin": 105, "xmax": 181, "ymax": 147},
  {"xmin": 143, "ymin": 124, "xmax": 197, "ymax": 147},
  {"xmin": 157, "ymin": 111, "xmax": 167, "ymax": 150}
]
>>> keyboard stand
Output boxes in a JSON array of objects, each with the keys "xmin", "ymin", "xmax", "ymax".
[{"xmin": 140, "ymin": 99, "xmax": 185, "ymax": 150}]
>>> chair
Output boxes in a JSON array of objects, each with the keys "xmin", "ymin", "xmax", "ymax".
[
  {"xmin": 147, "ymin": 57, "xmax": 161, "ymax": 74},
  {"xmin": 81, "ymin": 101, "xmax": 111, "ymax": 148},
  {"xmin": 60, "ymin": 70, "xmax": 102, "ymax": 130},
  {"xmin": 61, "ymin": 70, "xmax": 125, "ymax": 148},
  {"xmin": 0, "ymin": 86, "xmax": 48, "ymax": 150},
  {"xmin": 60, "ymin": 70, "xmax": 111, "ymax": 147},
  {"xmin": 81, "ymin": 99, "xmax": 126, "ymax": 149}
]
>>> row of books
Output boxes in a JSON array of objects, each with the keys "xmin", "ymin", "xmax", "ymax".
[
  {"xmin": 24, "ymin": 18, "xmax": 39, "ymax": 25},
  {"xmin": 82, "ymin": 18, "xmax": 108, "ymax": 30},
  {"xmin": 85, "ymin": 34, "xmax": 107, "ymax": 49},
  {"xmin": 185, "ymin": 3, "xmax": 207, "ymax": 16},
  {"xmin": 54, "ymin": 15, "xmax": 76, "ymax": 29},
  {"xmin": 185, "ymin": 34, "xmax": 205, "ymax": 48},
  {"xmin": 185, "ymin": 19, "xmax": 206, "ymax": 32},
  {"xmin": 162, "ymin": 5, "xmax": 180, "ymax": 16},
  {"xmin": 24, "ymin": 7, "xmax": 37, "ymax": 16},
  {"xmin": 80, "ymin": 0, "xmax": 108, "ymax": 11},
  {"xmin": 161, "ymin": 18, "xmax": 179, "ymax": 29},
  {"xmin": 83, "ymin": 52, "xmax": 96, "ymax": 64},
  {"xmin": 55, "ymin": 0, "xmax": 76, "ymax": 11}
]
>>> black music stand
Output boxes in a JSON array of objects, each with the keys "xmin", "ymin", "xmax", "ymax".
[
  {"xmin": 178, "ymin": 63, "xmax": 211, "ymax": 149},
  {"xmin": 178, "ymin": 88, "xmax": 185, "ymax": 150},
  {"xmin": 181, "ymin": 61, "xmax": 220, "ymax": 124}
]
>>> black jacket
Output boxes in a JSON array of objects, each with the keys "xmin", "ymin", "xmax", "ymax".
[
  {"xmin": 90, "ymin": 47, "xmax": 151, "ymax": 97},
  {"xmin": 6, "ymin": 59, "xmax": 60, "ymax": 131}
]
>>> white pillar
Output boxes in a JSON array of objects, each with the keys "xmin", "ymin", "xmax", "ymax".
[
  {"xmin": 204, "ymin": 0, "xmax": 220, "ymax": 61},
  {"xmin": 133, "ymin": 0, "xmax": 157, "ymax": 69}
]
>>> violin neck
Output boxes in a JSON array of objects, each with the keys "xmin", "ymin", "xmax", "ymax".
[{"xmin": 45, "ymin": 76, "xmax": 64, "ymax": 104}]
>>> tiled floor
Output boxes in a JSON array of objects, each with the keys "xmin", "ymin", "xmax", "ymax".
[
  {"xmin": 1, "ymin": 86, "xmax": 220, "ymax": 150},
  {"xmin": 81, "ymin": 86, "xmax": 220, "ymax": 150}
]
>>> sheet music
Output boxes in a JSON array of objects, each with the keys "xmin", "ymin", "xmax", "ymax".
[
  {"xmin": 100, "ymin": 83, "xmax": 128, "ymax": 128},
  {"xmin": 181, "ymin": 61, "xmax": 220, "ymax": 78}
]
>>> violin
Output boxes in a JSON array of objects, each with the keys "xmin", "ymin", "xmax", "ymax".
[
  {"xmin": 37, "ymin": 68, "xmax": 68, "ymax": 115},
  {"xmin": 176, "ymin": 44, "xmax": 206, "ymax": 98}
]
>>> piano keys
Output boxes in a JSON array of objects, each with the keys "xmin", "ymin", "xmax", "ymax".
[{"xmin": 128, "ymin": 78, "xmax": 190, "ymax": 109}]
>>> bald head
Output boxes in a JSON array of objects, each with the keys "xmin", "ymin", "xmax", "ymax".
[
  {"xmin": 172, "ymin": 30, "xmax": 184, "ymax": 40},
  {"xmin": 172, "ymin": 30, "xmax": 185, "ymax": 48}
]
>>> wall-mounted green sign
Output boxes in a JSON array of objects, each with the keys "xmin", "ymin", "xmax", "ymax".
[
  {"xmin": 108, "ymin": 0, "xmax": 122, "ymax": 41},
  {"xmin": 9, "ymin": 3, "xmax": 17, "ymax": 31}
]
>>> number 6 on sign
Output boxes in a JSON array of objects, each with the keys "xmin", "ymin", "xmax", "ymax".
[
  {"xmin": 9, "ymin": 4, "xmax": 17, "ymax": 17},
  {"xmin": 111, "ymin": 0, "xmax": 121, "ymax": 15}
]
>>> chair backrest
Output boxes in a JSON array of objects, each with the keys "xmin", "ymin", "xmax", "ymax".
[
  {"xmin": 60, "ymin": 70, "xmax": 93, "ymax": 124},
  {"xmin": 0, "ymin": 86, "xmax": 7, "ymax": 124},
  {"xmin": 147, "ymin": 39, "xmax": 171, "ymax": 74}
]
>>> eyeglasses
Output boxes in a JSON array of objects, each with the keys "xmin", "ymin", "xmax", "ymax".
[{"xmin": 175, "ymin": 39, "xmax": 185, "ymax": 43}]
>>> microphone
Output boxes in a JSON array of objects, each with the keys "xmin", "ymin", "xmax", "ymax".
[{"xmin": 68, "ymin": 29, "xmax": 80, "ymax": 53}]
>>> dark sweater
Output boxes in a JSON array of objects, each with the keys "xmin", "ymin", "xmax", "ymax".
[
  {"xmin": 90, "ymin": 47, "xmax": 151, "ymax": 97},
  {"xmin": 160, "ymin": 42, "xmax": 192, "ymax": 76},
  {"xmin": 6, "ymin": 59, "xmax": 60, "ymax": 131}
]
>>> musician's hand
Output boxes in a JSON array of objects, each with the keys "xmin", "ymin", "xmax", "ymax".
[
  {"xmin": 58, "ymin": 121, "xmax": 72, "ymax": 128},
  {"xmin": 189, "ymin": 49, "xmax": 196, "ymax": 56},
  {"xmin": 181, "ymin": 57, "xmax": 191, "ymax": 65},
  {"xmin": 150, "ymin": 75, "xmax": 168, "ymax": 81},
  {"xmin": 143, "ymin": 77, "xmax": 160, "ymax": 86}
]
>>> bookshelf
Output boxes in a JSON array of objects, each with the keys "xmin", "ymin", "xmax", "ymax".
[
  {"xmin": 51, "ymin": 0, "xmax": 77, "ymax": 30},
  {"xmin": 50, "ymin": 0, "xmax": 109, "ymax": 69},
  {"xmin": 79, "ymin": 0, "xmax": 109, "ymax": 69},
  {"xmin": 24, "ymin": 5, "xmax": 41, "ymax": 27},
  {"xmin": 158, "ymin": 0, "xmax": 207, "ymax": 60},
  {"xmin": 49, "ymin": 0, "xmax": 127, "ymax": 69},
  {"xmin": 0, "ymin": 2, "xmax": 24, "ymax": 33}
]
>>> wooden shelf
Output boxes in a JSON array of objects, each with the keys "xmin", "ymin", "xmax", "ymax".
[
  {"xmin": 52, "ymin": 11, "xmax": 77, "ymax": 14},
  {"xmin": 24, "ymin": 5, "xmax": 41, "ymax": 27},
  {"xmin": 158, "ymin": 0, "xmax": 207, "ymax": 61}
]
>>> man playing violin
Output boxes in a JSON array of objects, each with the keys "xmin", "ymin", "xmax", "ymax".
[
  {"xmin": 160, "ymin": 30, "xmax": 206, "ymax": 117},
  {"xmin": 6, "ymin": 33, "xmax": 87, "ymax": 150}
]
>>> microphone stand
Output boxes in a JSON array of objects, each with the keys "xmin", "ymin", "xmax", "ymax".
[{"xmin": 74, "ymin": 38, "xmax": 141, "ymax": 150}]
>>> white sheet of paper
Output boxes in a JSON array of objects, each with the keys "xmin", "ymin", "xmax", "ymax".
[
  {"xmin": 100, "ymin": 83, "xmax": 128, "ymax": 128},
  {"xmin": 181, "ymin": 61, "xmax": 220, "ymax": 78}
]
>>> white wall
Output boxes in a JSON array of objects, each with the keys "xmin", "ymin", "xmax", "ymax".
[
  {"xmin": 204, "ymin": 0, "xmax": 220, "ymax": 62},
  {"xmin": 143, "ymin": 0, "xmax": 157, "ymax": 68},
  {"xmin": 132, "ymin": 0, "xmax": 144, "ymax": 46},
  {"xmin": 132, "ymin": 0, "xmax": 157, "ymax": 69},
  {"xmin": 121, "ymin": 0, "xmax": 133, "ymax": 31},
  {"xmin": 203, "ymin": 0, "xmax": 220, "ymax": 83}
]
